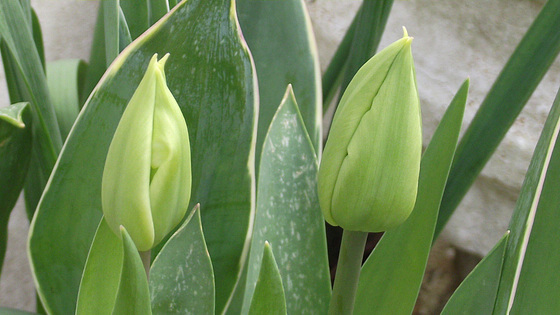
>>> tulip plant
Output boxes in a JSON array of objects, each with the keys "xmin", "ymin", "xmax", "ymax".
[{"xmin": 1, "ymin": 0, "xmax": 560, "ymax": 314}]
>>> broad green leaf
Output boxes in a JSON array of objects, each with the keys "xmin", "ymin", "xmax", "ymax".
[
  {"xmin": 28, "ymin": 1, "xmax": 256, "ymax": 314},
  {"xmin": 237, "ymin": 0, "xmax": 322, "ymax": 162},
  {"xmin": 112, "ymin": 226, "xmax": 152, "ymax": 315},
  {"xmin": 75, "ymin": 218, "xmax": 123, "ymax": 315},
  {"xmin": 494, "ymin": 85, "xmax": 560, "ymax": 314},
  {"xmin": 46, "ymin": 59, "xmax": 86, "ymax": 140},
  {"xmin": 436, "ymin": 0, "xmax": 560, "ymax": 237},
  {"xmin": 354, "ymin": 80, "xmax": 468, "ymax": 315},
  {"xmin": 322, "ymin": 0, "xmax": 394, "ymax": 112},
  {"xmin": 248, "ymin": 242, "xmax": 287, "ymax": 315},
  {"xmin": 150, "ymin": 205, "xmax": 214, "ymax": 314},
  {"xmin": 441, "ymin": 232, "xmax": 509, "ymax": 315},
  {"xmin": 0, "ymin": 102, "xmax": 31, "ymax": 272},
  {"xmin": 243, "ymin": 87, "xmax": 331, "ymax": 315}
]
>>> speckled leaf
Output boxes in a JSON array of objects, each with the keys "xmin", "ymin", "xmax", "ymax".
[
  {"xmin": 150, "ymin": 205, "xmax": 214, "ymax": 314},
  {"xmin": 112, "ymin": 226, "xmax": 151, "ymax": 315},
  {"xmin": 237, "ymin": 0, "xmax": 322, "ymax": 162},
  {"xmin": 354, "ymin": 80, "xmax": 468, "ymax": 315},
  {"xmin": 243, "ymin": 86, "xmax": 330, "ymax": 314},
  {"xmin": 75, "ymin": 218, "xmax": 123, "ymax": 315},
  {"xmin": 0, "ymin": 102, "xmax": 31, "ymax": 272},
  {"xmin": 441, "ymin": 232, "xmax": 509, "ymax": 315},
  {"xmin": 494, "ymin": 86, "xmax": 560, "ymax": 314},
  {"xmin": 28, "ymin": 1, "xmax": 256, "ymax": 314},
  {"xmin": 248, "ymin": 242, "xmax": 287, "ymax": 315}
]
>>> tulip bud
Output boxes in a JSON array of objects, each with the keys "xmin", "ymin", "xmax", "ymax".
[
  {"xmin": 102, "ymin": 54, "xmax": 192, "ymax": 251},
  {"xmin": 318, "ymin": 28, "xmax": 421, "ymax": 232}
]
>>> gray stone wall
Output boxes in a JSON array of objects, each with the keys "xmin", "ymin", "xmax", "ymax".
[{"xmin": 1, "ymin": 0, "xmax": 559, "ymax": 311}]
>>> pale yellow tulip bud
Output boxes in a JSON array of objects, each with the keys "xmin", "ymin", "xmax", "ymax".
[
  {"xmin": 102, "ymin": 54, "xmax": 192, "ymax": 251},
  {"xmin": 318, "ymin": 29, "xmax": 421, "ymax": 232}
]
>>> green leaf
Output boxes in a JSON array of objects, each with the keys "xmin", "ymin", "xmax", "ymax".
[
  {"xmin": 237, "ymin": 0, "xmax": 322, "ymax": 162},
  {"xmin": 103, "ymin": 0, "xmax": 119, "ymax": 67},
  {"xmin": 46, "ymin": 59, "xmax": 86, "ymax": 140},
  {"xmin": 441, "ymin": 232, "xmax": 509, "ymax": 315},
  {"xmin": 112, "ymin": 227, "xmax": 152, "ymax": 315},
  {"xmin": 0, "ymin": 307, "xmax": 36, "ymax": 315},
  {"xmin": 248, "ymin": 242, "xmax": 287, "ymax": 315},
  {"xmin": 354, "ymin": 80, "xmax": 468, "ymax": 315},
  {"xmin": 494, "ymin": 85, "xmax": 560, "ymax": 314},
  {"xmin": 149, "ymin": 0, "xmax": 169, "ymax": 25},
  {"xmin": 322, "ymin": 0, "xmax": 394, "ymax": 112},
  {"xmin": 28, "ymin": 1, "xmax": 256, "ymax": 313},
  {"xmin": 75, "ymin": 218, "xmax": 123, "ymax": 315},
  {"xmin": 0, "ymin": 102, "xmax": 31, "ymax": 273},
  {"xmin": 0, "ymin": 0, "xmax": 62, "ymax": 218},
  {"xmin": 243, "ymin": 86, "xmax": 331, "ymax": 314},
  {"xmin": 435, "ymin": 0, "xmax": 560, "ymax": 237},
  {"xmin": 150, "ymin": 205, "xmax": 214, "ymax": 314},
  {"xmin": 120, "ymin": 0, "xmax": 149, "ymax": 40},
  {"xmin": 31, "ymin": 9, "xmax": 45, "ymax": 71},
  {"xmin": 0, "ymin": 0, "xmax": 62, "ymax": 162}
]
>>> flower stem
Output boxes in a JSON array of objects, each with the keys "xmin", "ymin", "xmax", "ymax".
[
  {"xmin": 139, "ymin": 250, "xmax": 151, "ymax": 280},
  {"xmin": 328, "ymin": 230, "xmax": 368, "ymax": 315}
]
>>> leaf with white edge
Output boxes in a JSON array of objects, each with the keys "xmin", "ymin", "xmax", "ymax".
[
  {"xmin": 237, "ymin": 0, "xmax": 322, "ymax": 162},
  {"xmin": 75, "ymin": 218, "xmax": 123, "ymax": 315},
  {"xmin": 354, "ymin": 80, "xmax": 468, "ymax": 315},
  {"xmin": 150, "ymin": 205, "xmax": 214, "ymax": 314},
  {"xmin": 441, "ymin": 232, "xmax": 509, "ymax": 315},
  {"xmin": 111, "ymin": 226, "xmax": 151, "ymax": 315},
  {"xmin": 488, "ymin": 85, "xmax": 560, "ymax": 314},
  {"xmin": 243, "ymin": 86, "xmax": 330, "ymax": 314},
  {"xmin": 28, "ymin": 1, "xmax": 256, "ymax": 314},
  {"xmin": 494, "ymin": 85, "xmax": 560, "ymax": 314},
  {"xmin": 248, "ymin": 242, "xmax": 287, "ymax": 315}
]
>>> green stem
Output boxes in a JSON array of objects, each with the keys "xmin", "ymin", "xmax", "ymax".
[
  {"xmin": 139, "ymin": 250, "xmax": 151, "ymax": 280},
  {"xmin": 328, "ymin": 230, "xmax": 368, "ymax": 315}
]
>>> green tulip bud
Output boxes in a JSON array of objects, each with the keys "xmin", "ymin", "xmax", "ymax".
[
  {"xmin": 102, "ymin": 54, "xmax": 192, "ymax": 251},
  {"xmin": 318, "ymin": 28, "xmax": 421, "ymax": 232}
]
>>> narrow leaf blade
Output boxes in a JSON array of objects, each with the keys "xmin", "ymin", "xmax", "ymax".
[
  {"xmin": 75, "ymin": 218, "xmax": 123, "ymax": 315},
  {"xmin": 494, "ymin": 84, "xmax": 560, "ymax": 313},
  {"xmin": 441, "ymin": 232, "xmax": 509, "ymax": 315},
  {"xmin": 248, "ymin": 242, "xmax": 287, "ymax": 315},
  {"xmin": 112, "ymin": 227, "xmax": 151, "ymax": 315},
  {"xmin": 436, "ymin": 0, "xmax": 560, "ymax": 236}
]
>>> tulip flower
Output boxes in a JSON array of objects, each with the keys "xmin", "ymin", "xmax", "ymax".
[
  {"xmin": 102, "ymin": 54, "xmax": 192, "ymax": 251},
  {"xmin": 318, "ymin": 28, "xmax": 421, "ymax": 232}
]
